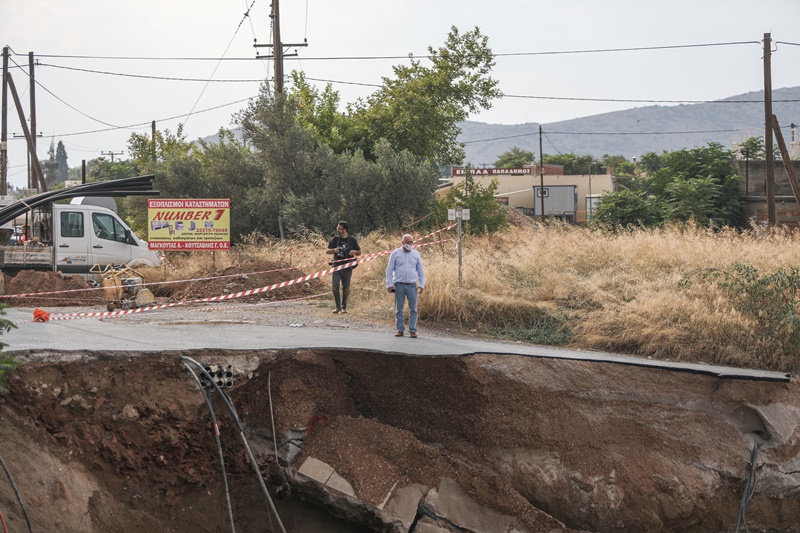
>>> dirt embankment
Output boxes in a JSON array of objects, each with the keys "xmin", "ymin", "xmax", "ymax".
[{"xmin": 1, "ymin": 348, "xmax": 799, "ymax": 532}]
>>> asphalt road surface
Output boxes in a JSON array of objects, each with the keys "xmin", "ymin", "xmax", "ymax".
[{"xmin": 1, "ymin": 304, "xmax": 790, "ymax": 382}]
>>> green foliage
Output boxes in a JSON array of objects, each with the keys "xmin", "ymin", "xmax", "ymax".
[
  {"xmin": 238, "ymin": 89, "xmax": 439, "ymax": 236},
  {"xmin": 487, "ymin": 314, "xmax": 572, "ymax": 345},
  {"xmin": 708, "ymin": 263, "xmax": 800, "ymax": 350},
  {"xmin": 736, "ymin": 135, "xmax": 781, "ymax": 161},
  {"xmin": 543, "ymin": 153, "xmax": 604, "ymax": 175},
  {"xmin": 591, "ymin": 189, "xmax": 658, "ymax": 229},
  {"xmin": 283, "ymin": 26, "xmax": 501, "ymax": 166},
  {"xmin": 435, "ymin": 172, "xmax": 508, "ymax": 235},
  {"xmin": 594, "ymin": 143, "xmax": 744, "ymax": 229},
  {"xmin": 121, "ymin": 129, "xmax": 264, "ymax": 240},
  {"xmin": 0, "ymin": 306, "xmax": 19, "ymax": 394},
  {"xmin": 494, "ymin": 147, "xmax": 533, "ymax": 168},
  {"xmin": 602, "ymin": 154, "xmax": 634, "ymax": 177},
  {"xmin": 127, "ymin": 124, "xmax": 193, "ymax": 174},
  {"xmin": 56, "ymin": 141, "xmax": 69, "ymax": 182}
]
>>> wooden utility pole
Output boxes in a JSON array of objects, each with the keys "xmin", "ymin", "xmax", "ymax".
[
  {"xmin": 771, "ymin": 115, "xmax": 800, "ymax": 207},
  {"xmin": 272, "ymin": 0, "xmax": 283, "ymax": 94},
  {"xmin": 1, "ymin": 46, "xmax": 8, "ymax": 195},
  {"xmin": 764, "ymin": 33, "xmax": 776, "ymax": 226},
  {"xmin": 6, "ymin": 73, "xmax": 46, "ymax": 192},
  {"xmin": 539, "ymin": 125, "xmax": 545, "ymax": 218},
  {"xmin": 253, "ymin": 0, "xmax": 307, "ymax": 94},
  {"xmin": 29, "ymin": 52, "xmax": 37, "ymax": 192}
]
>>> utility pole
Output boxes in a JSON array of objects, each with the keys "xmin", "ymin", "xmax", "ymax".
[
  {"xmin": 6, "ymin": 72, "xmax": 45, "ymax": 192},
  {"xmin": 1, "ymin": 46, "xmax": 8, "ymax": 195},
  {"xmin": 253, "ymin": 0, "xmax": 307, "ymax": 94},
  {"xmin": 29, "ymin": 52, "xmax": 37, "ymax": 192},
  {"xmin": 764, "ymin": 33, "xmax": 776, "ymax": 226},
  {"xmin": 101, "ymin": 151, "xmax": 123, "ymax": 162},
  {"xmin": 539, "ymin": 125, "xmax": 545, "ymax": 219}
]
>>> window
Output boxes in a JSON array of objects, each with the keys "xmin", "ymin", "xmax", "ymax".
[
  {"xmin": 60, "ymin": 211, "xmax": 84, "ymax": 238},
  {"xmin": 92, "ymin": 213, "xmax": 128, "ymax": 243}
]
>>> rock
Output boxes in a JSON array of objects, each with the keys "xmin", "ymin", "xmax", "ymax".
[{"xmin": 120, "ymin": 404, "xmax": 139, "ymax": 421}]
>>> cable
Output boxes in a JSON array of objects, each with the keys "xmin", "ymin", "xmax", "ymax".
[
  {"xmin": 18, "ymin": 39, "xmax": 760, "ymax": 62},
  {"xmin": 734, "ymin": 439, "xmax": 761, "ymax": 533},
  {"xmin": 9, "ymin": 57, "xmax": 121, "ymax": 129},
  {"xmin": 183, "ymin": 363, "xmax": 236, "ymax": 533},
  {"xmin": 183, "ymin": 1, "xmax": 256, "ymax": 127},
  {"xmin": 268, "ymin": 370, "xmax": 279, "ymax": 463},
  {"xmin": 38, "ymin": 63, "xmax": 265, "ymax": 83},
  {"xmin": 180, "ymin": 356, "xmax": 286, "ymax": 533},
  {"xmin": 0, "ymin": 454, "xmax": 34, "ymax": 533},
  {"xmin": 0, "ymin": 510, "xmax": 8, "ymax": 533}
]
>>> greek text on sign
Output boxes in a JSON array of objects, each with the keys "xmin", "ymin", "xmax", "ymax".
[{"xmin": 147, "ymin": 198, "xmax": 231, "ymax": 251}]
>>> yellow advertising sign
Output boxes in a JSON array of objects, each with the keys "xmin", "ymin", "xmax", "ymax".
[{"xmin": 147, "ymin": 199, "xmax": 231, "ymax": 250}]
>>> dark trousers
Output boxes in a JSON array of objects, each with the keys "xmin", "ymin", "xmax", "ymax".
[{"xmin": 332, "ymin": 268, "xmax": 354, "ymax": 310}]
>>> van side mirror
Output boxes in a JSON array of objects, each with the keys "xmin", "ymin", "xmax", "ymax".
[{"xmin": 124, "ymin": 229, "xmax": 134, "ymax": 244}]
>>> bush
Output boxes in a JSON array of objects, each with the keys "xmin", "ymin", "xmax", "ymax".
[{"xmin": 706, "ymin": 263, "xmax": 800, "ymax": 350}]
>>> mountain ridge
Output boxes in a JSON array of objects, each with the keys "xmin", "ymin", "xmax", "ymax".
[{"xmin": 460, "ymin": 86, "xmax": 800, "ymax": 164}]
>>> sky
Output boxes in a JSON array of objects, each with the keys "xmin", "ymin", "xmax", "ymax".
[{"xmin": 3, "ymin": 0, "xmax": 800, "ymax": 190}]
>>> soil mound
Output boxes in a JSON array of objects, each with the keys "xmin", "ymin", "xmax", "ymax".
[
  {"xmin": 4, "ymin": 270, "xmax": 105, "ymax": 307},
  {"xmin": 169, "ymin": 261, "xmax": 324, "ymax": 302}
]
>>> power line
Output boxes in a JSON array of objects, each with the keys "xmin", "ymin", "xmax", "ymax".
[
  {"xmin": 9, "ymin": 57, "xmax": 121, "ymax": 129},
  {"xmin": 16, "ymin": 39, "xmax": 764, "ymax": 62},
  {"xmin": 36, "ymin": 63, "xmax": 800, "ymax": 106},
  {"xmin": 461, "ymin": 128, "xmax": 747, "ymax": 144}
]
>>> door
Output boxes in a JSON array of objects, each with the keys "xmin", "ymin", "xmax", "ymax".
[
  {"xmin": 54, "ymin": 209, "xmax": 92, "ymax": 275},
  {"xmin": 90, "ymin": 211, "xmax": 133, "ymax": 267}
]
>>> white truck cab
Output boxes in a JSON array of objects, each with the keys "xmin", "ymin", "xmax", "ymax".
[{"xmin": 0, "ymin": 203, "xmax": 161, "ymax": 281}]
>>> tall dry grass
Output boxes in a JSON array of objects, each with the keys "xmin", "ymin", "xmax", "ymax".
[{"xmin": 146, "ymin": 222, "xmax": 800, "ymax": 373}]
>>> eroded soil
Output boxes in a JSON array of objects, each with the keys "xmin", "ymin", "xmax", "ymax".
[{"xmin": 1, "ymin": 346, "xmax": 799, "ymax": 532}]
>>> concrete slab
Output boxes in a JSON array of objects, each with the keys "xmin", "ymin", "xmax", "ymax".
[
  {"xmin": 382, "ymin": 483, "xmax": 428, "ymax": 529},
  {"xmin": 297, "ymin": 456, "xmax": 334, "ymax": 484},
  {"xmin": 326, "ymin": 471, "xmax": 356, "ymax": 497},
  {"xmin": 424, "ymin": 477, "xmax": 517, "ymax": 533}
]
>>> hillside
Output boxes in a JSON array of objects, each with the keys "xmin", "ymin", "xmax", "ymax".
[{"xmin": 460, "ymin": 86, "xmax": 800, "ymax": 164}]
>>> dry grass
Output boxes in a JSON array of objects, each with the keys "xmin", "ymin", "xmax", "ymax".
[{"xmin": 147, "ymin": 222, "xmax": 800, "ymax": 373}]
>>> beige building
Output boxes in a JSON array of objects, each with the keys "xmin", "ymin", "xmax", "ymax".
[{"xmin": 447, "ymin": 165, "xmax": 616, "ymax": 223}]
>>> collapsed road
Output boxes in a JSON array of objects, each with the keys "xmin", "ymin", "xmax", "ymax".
[{"xmin": 0, "ymin": 301, "xmax": 798, "ymax": 532}]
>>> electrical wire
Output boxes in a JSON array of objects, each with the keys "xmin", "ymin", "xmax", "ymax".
[
  {"xmin": 183, "ymin": 1, "xmax": 257, "ymax": 127},
  {"xmin": 0, "ymin": 510, "xmax": 8, "ymax": 533},
  {"xmin": 182, "ymin": 363, "xmax": 236, "ymax": 533},
  {"xmin": 734, "ymin": 439, "xmax": 761, "ymax": 533},
  {"xmin": 181, "ymin": 356, "xmax": 286, "ymax": 533},
  {"xmin": 0, "ymin": 454, "xmax": 34, "ymax": 533},
  {"xmin": 8, "ymin": 57, "xmax": 121, "ymax": 129},
  {"xmin": 16, "ymin": 39, "xmax": 762, "ymax": 62}
]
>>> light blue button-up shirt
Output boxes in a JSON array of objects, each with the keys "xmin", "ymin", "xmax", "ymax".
[{"xmin": 385, "ymin": 247, "xmax": 425, "ymax": 288}]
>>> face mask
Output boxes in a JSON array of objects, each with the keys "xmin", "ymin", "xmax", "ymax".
[{"xmin": 402, "ymin": 243, "xmax": 413, "ymax": 251}]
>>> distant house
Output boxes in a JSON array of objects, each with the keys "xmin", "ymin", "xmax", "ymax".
[{"xmin": 449, "ymin": 164, "xmax": 616, "ymax": 223}]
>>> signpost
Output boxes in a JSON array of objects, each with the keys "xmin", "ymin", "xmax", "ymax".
[{"xmin": 448, "ymin": 207, "xmax": 470, "ymax": 285}]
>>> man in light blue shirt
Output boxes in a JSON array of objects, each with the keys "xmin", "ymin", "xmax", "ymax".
[{"xmin": 386, "ymin": 233, "xmax": 425, "ymax": 337}]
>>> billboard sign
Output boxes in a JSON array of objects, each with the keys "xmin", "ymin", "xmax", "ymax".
[{"xmin": 147, "ymin": 199, "xmax": 231, "ymax": 250}]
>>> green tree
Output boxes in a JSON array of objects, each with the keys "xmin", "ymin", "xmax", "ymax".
[
  {"xmin": 594, "ymin": 143, "xmax": 744, "ymax": 229},
  {"xmin": 435, "ymin": 170, "xmax": 508, "ymax": 235},
  {"xmin": 127, "ymin": 124, "xmax": 193, "ymax": 174},
  {"xmin": 543, "ymin": 153, "xmax": 604, "ymax": 175},
  {"xmin": 41, "ymin": 139, "xmax": 59, "ymax": 187},
  {"xmin": 494, "ymin": 147, "xmax": 533, "ymax": 168},
  {"xmin": 736, "ymin": 135, "xmax": 780, "ymax": 161},
  {"xmin": 344, "ymin": 26, "xmax": 501, "ymax": 165},
  {"xmin": 591, "ymin": 189, "xmax": 658, "ymax": 229},
  {"xmin": 56, "ymin": 141, "xmax": 69, "ymax": 181}
]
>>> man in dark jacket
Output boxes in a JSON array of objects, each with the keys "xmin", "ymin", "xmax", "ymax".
[{"xmin": 326, "ymin": 221, "xmax": 361, "ymax": 314}]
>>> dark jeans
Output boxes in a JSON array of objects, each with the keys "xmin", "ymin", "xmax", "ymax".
[{"xmin": 332, "ymin": 268, "xmax": 353, "ymax": 310}]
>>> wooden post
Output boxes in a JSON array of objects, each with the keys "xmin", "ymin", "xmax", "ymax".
[{"xmin": 772, "ymin": 115, "xmax": 800, "ymax": 208}]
